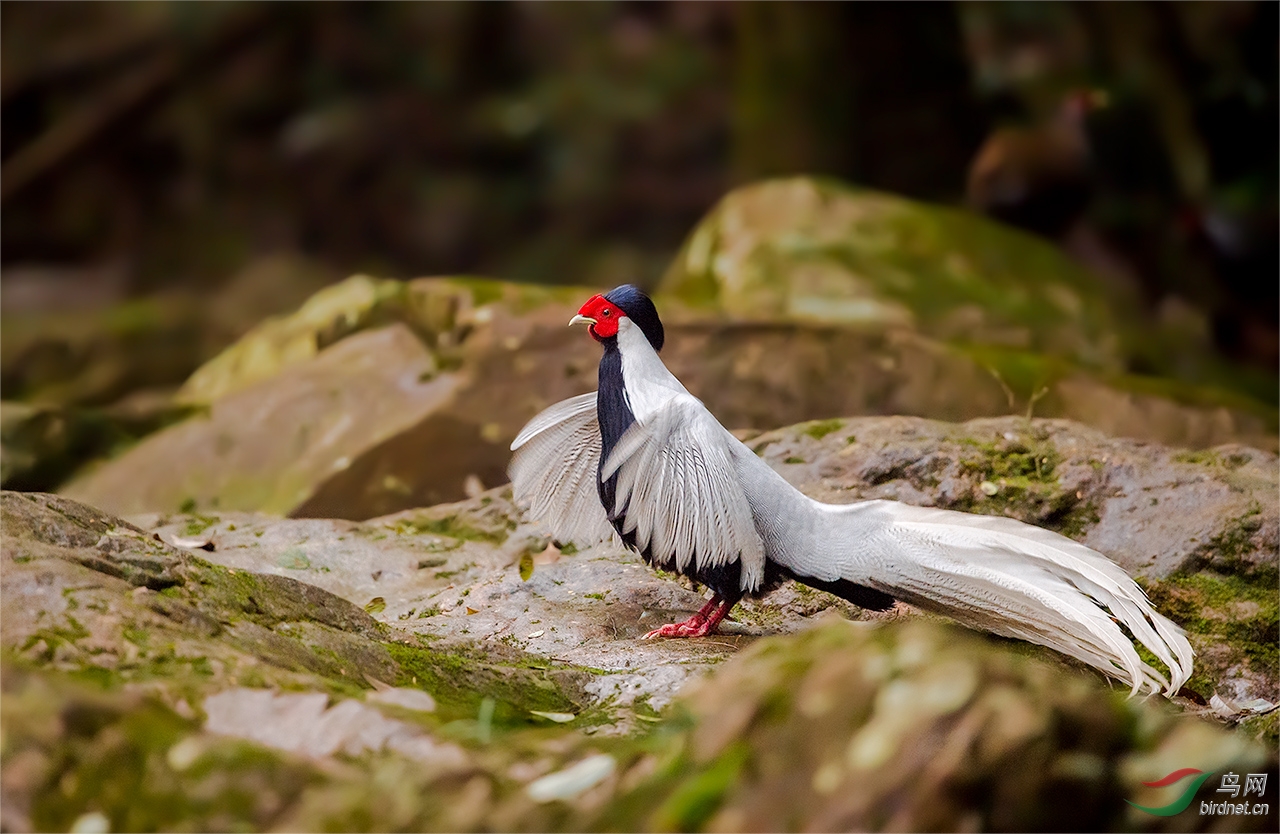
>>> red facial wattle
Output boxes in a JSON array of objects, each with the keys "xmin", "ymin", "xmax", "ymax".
[{"xmin": 576, "ymin": 295, "xmax": 625, "ymax": 340}]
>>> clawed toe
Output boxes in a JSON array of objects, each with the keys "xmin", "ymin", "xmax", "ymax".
[
  {"xmin": 643, "ymin": 622, "xmax": 695, "ymax": 639},
  {"xmin": 643, "ymin": 619, "xmax": 717, "ymax": 639},
  {"xmin": 642, "ymin": 595, "xmax": 734, "ymax": 640}
]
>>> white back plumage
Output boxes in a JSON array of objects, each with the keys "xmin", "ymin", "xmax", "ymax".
[{"xmin": 508, "ymin": 318, "xmax": 1193, "ymax": 697}]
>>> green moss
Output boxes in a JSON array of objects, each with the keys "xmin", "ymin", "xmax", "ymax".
[
  {"xmin": 650, "ymin": 743, "xmax": 751, "ymax": 831},
  {"xmin": 1205, "ymin": 503, "xmax": 1268, "ymax": 578},
  {"xmin": 784, "ymin": 456, "xmax": 806, "ymax": 465},
  {"xmin": 465, "ymin": 280, "xmax": 504, "ymax": 308},
  {"xmin": 1237, "ymin": 710, "xmax": 1279, "ymax": 749},
  {"xmin": 958, "ymin": 435, "xmax": 1060, "ymax": 482},
  {"xmin": 946, "ymin": 433, "xmax": 1097, "ymax": 538},
  {"xmin": 180, "ymin": 513, "xmax": 219, "ymax": 537},
  {"xmin": 385, "ymin": 641, "xmax": 581, "ymax": 729},
  {"xmin": 1140, "ymin": 572, "xmax": 1279, "ymax": 686},
  {"xmin": 802, "ymin": 419, "xmax": 845, "ymax": 440},
  {"xmin": 632, "ymin": 692, "xmax": 660, "ymax": 720},
  {"xmin": 1173, "ymin": 449, "xmax": 1221, "ymax": 466},
  {"xmin": 392, "ymin": 512, "xmax": 514, "ymax": 544},
  {"xmin": 1056, "ymin": 500, "xmax": 1101, "ymax": 540}
]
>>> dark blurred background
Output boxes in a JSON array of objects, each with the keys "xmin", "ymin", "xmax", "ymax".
[{"xmin": 2, "ymin": 0, "xmax": 1276, "ymax": 365}]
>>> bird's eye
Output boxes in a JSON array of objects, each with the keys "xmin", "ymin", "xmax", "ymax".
[{"xmin": 601, "ymin": 309, "xmax": 611, "ymax": 317}]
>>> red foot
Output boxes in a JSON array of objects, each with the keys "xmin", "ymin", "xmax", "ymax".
[{"xmin": 643, "ymin": 596, "xmax": 732, "ymax": 639}]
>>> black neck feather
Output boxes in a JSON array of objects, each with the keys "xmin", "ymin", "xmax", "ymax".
[{"xmin": 596, "ymin": 337, "xmax": 634, "ymax": 527}]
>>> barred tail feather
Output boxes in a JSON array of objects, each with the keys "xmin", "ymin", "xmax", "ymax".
[{"xmin": 821, "ymin": 502, "xmax": 1193, "ymax": 696}]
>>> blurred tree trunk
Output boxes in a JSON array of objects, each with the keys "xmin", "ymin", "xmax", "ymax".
[{"xmin": 731, "ymin": 1, "xmax": 985, "ymax": 199}]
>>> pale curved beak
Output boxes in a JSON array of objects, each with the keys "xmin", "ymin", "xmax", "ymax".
[{"xmin": 568, "ymin": 314, "xmax": 596, "ymax": 327}]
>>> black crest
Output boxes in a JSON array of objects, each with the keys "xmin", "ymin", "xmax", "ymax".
[{"xmin": 604, "ymin": 284, "xmax": 664, "ymax": 352}]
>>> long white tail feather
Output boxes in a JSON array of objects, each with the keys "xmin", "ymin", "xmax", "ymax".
[{"xmin": 802, "ymin": 500, "xmax": 1193, "ymax": 696}]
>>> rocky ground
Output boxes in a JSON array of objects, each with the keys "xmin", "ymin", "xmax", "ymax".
[
  {"xmin": 3, "ymin": 411, "xmax": 1277, "ymax": 832},
  {"xmin": 3, "ymin": 179, "xmax": 1277, "ymax": 830}
]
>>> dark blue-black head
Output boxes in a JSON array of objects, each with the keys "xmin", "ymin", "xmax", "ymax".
[{"xmin": 571, "ymin": 284, "xmax": 665, "ymax": 352}]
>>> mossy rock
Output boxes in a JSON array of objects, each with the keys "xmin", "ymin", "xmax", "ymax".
[
  {"xmin": 596, "ymin": 621, "xmax": 1278, "ymax": 832},
  {"xmin": 0, "ymin": 295, "xmax": 209, "ymax": 408},
  {"xmin": 4, "ymin": 491, "xmax": 1278, "ymax": 831},
  {"xmin": 176, "ymin": 275, "xmax": 593, "ymax": 406},
  {"xmin": 659, "ymin": 176, "xmax": 1278, "ymax": 409},
  {"xmin": 58, "ymin": 277, "xmax": 609, "ymax": 516},
  {"xmin": 1, "ymin": 490, "xmax": 595, "ymax": 726},
  {"xmin": 661, "ymin": 178, "xmax": 1133, "ymax": 364}
]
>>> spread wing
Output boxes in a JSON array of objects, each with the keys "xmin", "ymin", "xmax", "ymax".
[
  {"xmin": 601, "ymin": 394, "xmax": 766, "ymax": 592},
  {"xmin": 508, "ymin": 393, "xmax": 615, "ymax": 547}
]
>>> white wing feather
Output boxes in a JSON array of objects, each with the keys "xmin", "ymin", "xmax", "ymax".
[
  {"xmin": 508, "ymin": 393, "xmax": 615, "ymax": 547},
  {"xmin": 602, "ymin": 395, "xmax": 766, "ymax": 591}
]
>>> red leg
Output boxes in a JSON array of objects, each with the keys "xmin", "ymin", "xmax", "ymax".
[{"xmin": 644, "ymin": 596, "xmax": 734, "ymax": 639}]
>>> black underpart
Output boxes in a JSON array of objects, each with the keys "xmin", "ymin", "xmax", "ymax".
[
  {"xmin": 620, "ymin": 524, "xmax": 747, "ymax": 607},
  {"xmin": 604, "ymin": 284, "xmax": 664, "ymax": 352},
  {"xmin": 616, "ymin": 519, "xmax": 895, "ymax": 613},
  {"xmin": 769, "ymin": 563, "xmax": 897, "ymax": 611},
  {"xmin": 595, "ymin": 336, "xmax": 634, "ymax": 526}
]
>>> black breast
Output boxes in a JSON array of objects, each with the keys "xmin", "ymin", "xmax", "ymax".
[{"xmin": 596, "ymin": 339, "xmax": 634, "ymax": 532}]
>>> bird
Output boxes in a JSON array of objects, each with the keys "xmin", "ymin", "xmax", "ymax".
[
  {"xmin": 966, "ymin": 89, "xmax": 1106, "ymax": 240},
  {"xmin": 509, "ymin": 285, "xmax": 1193, "ymax": 697}
]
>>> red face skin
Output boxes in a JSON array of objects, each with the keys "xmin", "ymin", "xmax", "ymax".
[{"xmin": 577, "ymin": 295, "xmax": 627, "ymax": 340}]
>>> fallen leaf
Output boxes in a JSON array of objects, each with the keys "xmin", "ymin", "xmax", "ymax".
[
  {"xmin": 276, "ymin": 548, "xmax": 310, "ymax": 569},
  {"xmin": 172, "ymin": 535, "xmax": 216, "ymax": 551},
  {"xmin": 364, "ymin": 597, "xmax": 386, "ymax": 615},
  {"xmin": 519, "ymin": 551, "xmax": 535, "ymax": 581},
  {"xmin": 527, "ymin": 754, "xmax": 616, "ymax": 802},
  {"xmin": 529, "ymin": 710, "xmax": 576, "ymax": 723},
  {"xmin": 368, "ymin": 688, "xmax": 437, "ymax": 713},
  {"xmin": 527, "ymin": 630, "xmax": 545, "ymax": 638}
]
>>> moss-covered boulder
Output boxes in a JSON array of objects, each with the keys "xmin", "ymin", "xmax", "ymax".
[
  {"xmin": 0, "ymin": 490, "xmax": 587, "ymax": 832},
  {"xmin": 661, "ymin": 177, "xmax": 1130, "ymax": 365},
  {"xmin": 62, "ymin": 324, "xmax": 460, "ymax": 517},
  {"xmin": 659, "ymin": 177, "xmax": 1278, "ymax": 439},
  {"xmin": 601, "ymin": 621, "xmax": 1276, "ymax": 833},
  {"xmin": 176, "ymin": 274, "xmax": 448, "ymax": 406}
]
